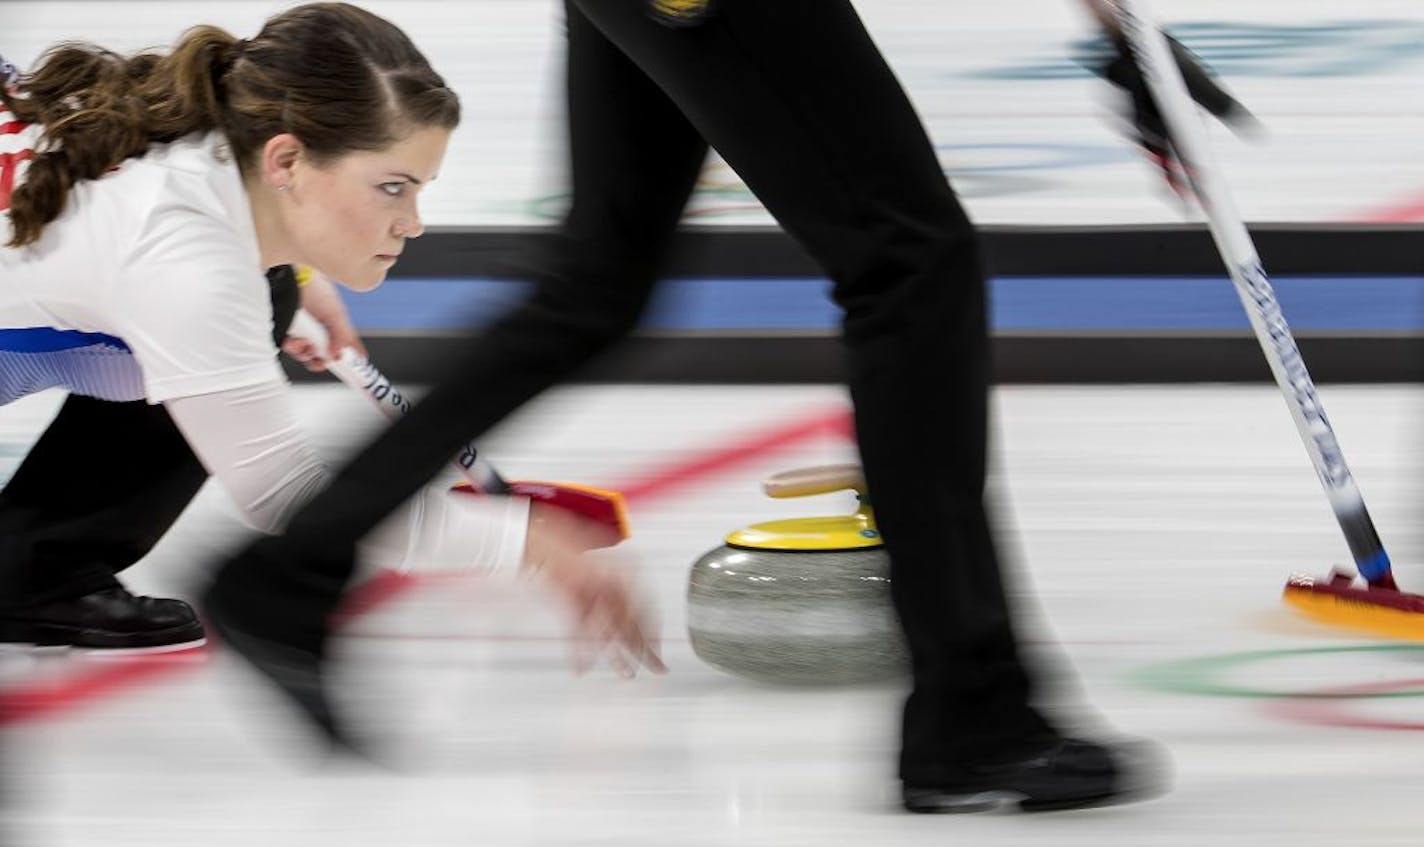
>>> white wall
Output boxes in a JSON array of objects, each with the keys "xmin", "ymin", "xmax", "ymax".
[{"xmin": 5, "ymin": 1, "xmax": 1422, "ymax": 225}]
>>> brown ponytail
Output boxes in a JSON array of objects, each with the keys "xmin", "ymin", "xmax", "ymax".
[{"xmin": 3, "ymin": 2, "xmax": 459, "ymax": 249}]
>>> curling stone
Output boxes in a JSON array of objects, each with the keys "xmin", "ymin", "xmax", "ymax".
[{"xmin": 687, "ymin": 464, "xmax": 908, "ymax": 684}]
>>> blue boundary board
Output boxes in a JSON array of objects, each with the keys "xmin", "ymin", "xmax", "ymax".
[{"xmin": 343, "ymin": 276, "xmax": 1424, "ymax": 333}]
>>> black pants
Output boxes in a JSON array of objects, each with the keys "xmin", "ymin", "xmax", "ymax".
[
  {"xmin": 0, "ymin": 267, "xmax": 300, "ymax": 608},
  {"xmin": 219, "ymin": 0, "xmax": 1054, "ymax": 782}
]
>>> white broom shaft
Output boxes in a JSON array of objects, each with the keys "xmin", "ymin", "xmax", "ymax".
[
  {"xmin": 288, "ymin": 311, "xmax": 506, "ymax": 493},
  {"xmin": 1114, "ymin": 0, "xmax": 1390, "ymax": 578}
]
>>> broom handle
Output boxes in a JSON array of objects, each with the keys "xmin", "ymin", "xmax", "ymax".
[
  {"xmin": 289, "ymin": 310, "xmax": 509, "ymax": 495},
  {"xmin": 1113, "ymin": 0, "xmax": 1393, "ymax": 586}
]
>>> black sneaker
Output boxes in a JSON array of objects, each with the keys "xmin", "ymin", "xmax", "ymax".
[
  {"xmin": 0, "ymin": 585, "xmax": 205, "ymax": 649},
  {"xmin": 902, "ymin": 737, "xmax": 1167, "ymax": 813}
]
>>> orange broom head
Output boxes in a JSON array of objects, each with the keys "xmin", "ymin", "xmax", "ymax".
[
  {"xmin": 451, "ymin": 480, "xmax": 630, "ymax": 548},
  {"xmin": 1283, "ymin": 571, "xmax": 1424, "ymax": 641}
]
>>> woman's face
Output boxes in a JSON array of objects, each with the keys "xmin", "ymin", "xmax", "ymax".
[{"xmin": 282, "ymin": 125, "xmax": 451, "ymax": 291}]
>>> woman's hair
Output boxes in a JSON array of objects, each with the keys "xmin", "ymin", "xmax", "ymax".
[{"xmin": 2, "ymin": 2, "xmax": 460, "ymax": 248}]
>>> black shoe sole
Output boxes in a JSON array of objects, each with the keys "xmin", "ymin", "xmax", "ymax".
[
  {"xmin": 903, "ymin": 787, "xmax": 1124, "ymax": 814},
  {"xmin": 904, "ymin": 737, "xmax": 1170, "ymax": 814},
  {"xmin": 0, "ymin": 619, "xmax": 206, "ymax": 649},
  {"xmin": 904, "ymin": 748, "xmax": 1167, "ymax": 814},
  {"xmin": 903, "ymin": 789, "xmax": 1020, "ymax": 814}
]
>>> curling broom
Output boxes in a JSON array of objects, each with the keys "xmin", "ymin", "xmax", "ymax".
[
  {"xmin": 1116, "ymin": 0, "xmax": 1424, "ymax": 638},
  {"xmin": 289, "ymin": 309, "xmax": 630, "ymax": 548}
]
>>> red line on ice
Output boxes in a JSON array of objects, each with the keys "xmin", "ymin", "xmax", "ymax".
[{"xmin": 0, "ymin": 404, "xmax": 852, "ymax": 725}]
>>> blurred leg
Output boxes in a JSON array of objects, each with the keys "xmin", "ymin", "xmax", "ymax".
[{"xmin": 564, "ymin": 0, "xmax": 1053, "ymax": 778}]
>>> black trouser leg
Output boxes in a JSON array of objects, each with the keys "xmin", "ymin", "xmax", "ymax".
[
  {"xmin": 549, "ymin": 0, "xmax": 1055, "ymax": 778},
  {"xmin": 0, "ymin": 394, "xmax": 209, "ymax": 606}
]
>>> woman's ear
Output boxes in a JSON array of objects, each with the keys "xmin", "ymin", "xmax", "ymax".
[{"xmin": 258, "ymin": 133, "xmax": 305, "ymax": 192}]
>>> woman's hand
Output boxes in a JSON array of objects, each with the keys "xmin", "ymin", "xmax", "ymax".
[
  {"xmin": 522, "ymin": 502, "xmax": 666, "ymax": 678},
  {"xmin": 283, "ymin": 267, "xmax": 367, "ymax": 371}
]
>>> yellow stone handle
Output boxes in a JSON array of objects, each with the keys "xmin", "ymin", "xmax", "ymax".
[{"xmin": 763, "ymin": 464, "xmax": 866, "ymax": 499}]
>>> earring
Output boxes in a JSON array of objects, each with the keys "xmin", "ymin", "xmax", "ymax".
[{"xmin": 276, "ymin": 184, "xmax": 289, "ymax": 193}]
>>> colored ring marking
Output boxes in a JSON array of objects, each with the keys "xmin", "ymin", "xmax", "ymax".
[
  {"xmin": 1130, "ymin": 644, "xmax": 1424, "ymax": 700},
  {"xmin": 1263, "ymin": 678, "xmax": 1424, "ymax": 731}
]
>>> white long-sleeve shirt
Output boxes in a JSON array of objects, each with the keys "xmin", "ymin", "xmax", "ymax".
[{"xmin": 0, "ymin": 119, "xmax": 527, "ymax": 571}]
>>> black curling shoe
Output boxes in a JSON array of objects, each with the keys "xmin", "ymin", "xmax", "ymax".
[
  {"xmin": 0, "ymin": 585, "xmax": 205, "ymax": 649},
  {"xmin": 902, "ymin": 737, "xmax": 1167, "ymax": 813}
]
